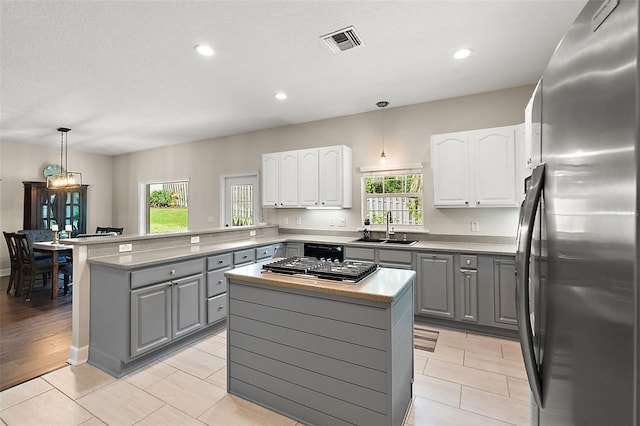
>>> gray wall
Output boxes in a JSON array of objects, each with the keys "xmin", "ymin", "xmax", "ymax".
[{"xmin": 112, "ymin": 84, "xmax": 534, "ymax": 237}]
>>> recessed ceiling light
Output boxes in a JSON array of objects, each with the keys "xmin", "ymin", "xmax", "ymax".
[
  {"xmin": 453, "ymin": 48, "xmax": 473, "ymax": 59},
  {"xmin": 274, "ymin": 92, "xmax": 288, "ymax": 100},
  {"xmin": 194, "ymin": 44, "xmax": 214, "ymax": 57}
]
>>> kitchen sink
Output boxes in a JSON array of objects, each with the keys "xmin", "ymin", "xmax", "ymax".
[{"xmin": 352, "ymin": 238, "xmax": 418, "ymax": 246}]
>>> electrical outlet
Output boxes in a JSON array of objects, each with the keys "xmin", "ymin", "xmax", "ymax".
[
  {"xmin": 471, "ymin": 222, "xmax": 480, "ymax": 232},
  {"xmin": 249, "ymin": 230, "xmax": 256, "ymax": 236},
  {"xmin": 296, "ymin": 217, "xmax": 302, "ymax": 225},
  {"xmin": 283, "ymin": 217, "xmax": 289, "ymax": 225},
  {"xmin": 337, "ymin": 217, "xmax": 346, "ymax": 227},
  {"xmin": 119, "ymin": 243, "xmax": 132, "ymax": 253},
  {"xmin": 329, "ymin": 217, "xmax": 335, "ymax": 227},
  {"xmin": 191, "ymin": 236, "xmax": 200, "ymax": 244}
]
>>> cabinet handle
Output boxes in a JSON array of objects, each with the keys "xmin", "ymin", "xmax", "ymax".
[
  {"xmin": 477, "ymin": 201, "xmax": 480, "ymax": 205},
  {"xmin": 218, "ymin": 259, "xmax": 224, "ymax": 264},
  {"xmin": 218, "ymin": 305, "xmax": 224, "ymax": 310},
  {"xmin": 218, "ymin": 280, "xmax": 223, "ymax": 284},
  {"xmin": 170, "ymin": 269, "xmax": 176, "ymax": 275},
  {"xmin": 465, "ymin": 201, "xmax": 469, "ymax": 205},
  {"xmin": 466, "ymin": 259, "xmax": 471, "ymax": 265},
  {"xmin": 243, "ymin": 255, "xmax": 248, "ymax": 259},
  {"xmin": 274, "ymin": 203, "xmax": 277, "ymax": 206}
]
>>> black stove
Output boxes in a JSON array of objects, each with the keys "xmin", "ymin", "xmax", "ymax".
[{"xmin": 262, "ymin": 257, "xmax": 378, "ymax": 283}]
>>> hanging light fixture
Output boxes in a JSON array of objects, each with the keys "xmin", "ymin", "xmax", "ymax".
[
  {"xmin": 376, "ymin": 101, "xmax": 389, "ymax": 164},
  {"xmin": 47, "ymin": 127, "xmax": 82, "ymax": 189}
]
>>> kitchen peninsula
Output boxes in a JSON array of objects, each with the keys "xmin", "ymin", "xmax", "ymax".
[{"xmin": 225, "ymin": 262, "xmax": 416, "ymax": 426}]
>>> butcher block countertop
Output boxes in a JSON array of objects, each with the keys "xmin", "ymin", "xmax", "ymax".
[{"xmin": 225, "ymin": 262, "xmax": 416, "ymax": 303}]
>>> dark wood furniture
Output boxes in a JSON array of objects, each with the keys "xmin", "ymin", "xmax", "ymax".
[
  {"xmin": 95, "ymin": 227, "xmax": 124, "ymax": 235},
  {"xmin": 32, "ymin": 242, "xmax": 73, "ymax": 299},
  {"xmin": 3, "ymin": 232, "xmax": 20, "ymax": 295},
  {"xmin": 23, "ymin": 181, "xmax": 88, "ymax": 236},
  {"xmin": 14, "ymin": 233, "xmax": 53, "ymax": 301}
]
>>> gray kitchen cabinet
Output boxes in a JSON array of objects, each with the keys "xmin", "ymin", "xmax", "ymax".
[
  {"xmin": 255, "ymin": 245, "xmax": 276, "ymax": 261},
  {"xmin": 492, "ymin": 257, "xmax": 517, "ymax": 329},
  {"xmin": 457, "ymin": 268, "xmax": 478, "ymax": 323},
  {"xmin": 131, "ymin": 273, "xmax": 204, "ymax": 357},
  {"xmin": 344, "ymin": 246, "xmax": 375, "ymax": 262},
  {"xmin": 415, "ymin": 252, "xmax": 455, "ymax": 319},
  {"xmin": 89, "ymin": 258, "xmax": 207, "ymax": 376},
  {"xmin": 206, "ymin": 252, "xmax": 232, "ymax": 325}
]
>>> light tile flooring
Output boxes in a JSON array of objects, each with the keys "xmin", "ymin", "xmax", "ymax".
[{"xmin": 0, "ymin": 326, "xmax": 530, "ymax": 426}]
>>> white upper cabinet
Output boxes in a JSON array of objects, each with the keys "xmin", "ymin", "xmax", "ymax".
[
  {"xmin": 262, "ymin": 145, "xmax": 352, "ymax": 208},
  {"xmin": 298, "ymin": 148, "xmax": 319, "ymax": 206},
  {"xmin": 432, "ymin": 125, "xmax": 521, "ymax": 208},
  {"xmin": 262, "ymin": 153, "xmax": 279, "ymax": 207},
  {"xmin": 431, "ymin": 132, "xmax": 470, "ymax": 207},
  {"xmin": 319, "ymin": 145, "xmax": 352, "ymax": 208},
  {"xmin": 279, "ymin": 151, "xmax": 298, "ymax": 206},
  {"xmin": 261, "ymin": 151, "xmax": 298, "ymax": 207}
]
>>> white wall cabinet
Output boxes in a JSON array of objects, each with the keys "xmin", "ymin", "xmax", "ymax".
[
  {"xmin": 262, "ymin": 151, "xmax": 299, "ymax": 207},
  {"xmin": 262, "ymin": 145, "xmax": 352, "ymax": 208},
  {"xmin": 432, "ymin": 125, "xmax": 521, "ymax": 208}
]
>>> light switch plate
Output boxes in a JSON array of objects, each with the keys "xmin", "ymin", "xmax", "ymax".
[
  {"xmin": 337, "ymin": 217, "xmax": 346, "ymax": 227},
  {"xmin": 119, "ymin": 243, "xmax": 132, "ymax": 253}
]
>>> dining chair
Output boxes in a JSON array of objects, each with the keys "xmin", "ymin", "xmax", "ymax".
[
  {"xmin": 3, "ymin": 232, "xmax": 20, "ymax": 295},
  {"xmin": 59, "ymin": 262, "xmax": 72, "ymax": 295},
  {"xmin": 96, "ymin": 226, "xmax": 124, "ymax": 235},
  {"xmin": 14, "ymin": 233, "xmax": 53, "ymax": 301}
]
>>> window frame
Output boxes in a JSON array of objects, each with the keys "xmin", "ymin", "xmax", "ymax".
[{"xmin": 360, "ymin": 164, "xmax": 424, "ymax": 230}]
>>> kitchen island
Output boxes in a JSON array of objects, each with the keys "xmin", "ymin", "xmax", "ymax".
[{"xmin": 225, "ymin": 263, "xmax": 416, "ymax": 426}]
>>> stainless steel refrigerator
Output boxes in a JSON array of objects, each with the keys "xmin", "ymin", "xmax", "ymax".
[{"xmin": 516, "ymin": 0, "xmax": 638, "ymax": 425}]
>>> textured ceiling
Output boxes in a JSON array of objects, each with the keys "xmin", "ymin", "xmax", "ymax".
[{"xmin": 0, "ymin": 0, "xmax": 587, "ymax": 156}]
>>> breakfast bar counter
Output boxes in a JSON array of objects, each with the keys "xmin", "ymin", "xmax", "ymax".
[{"xmin": 225, "ymin": 263, "xmax": 416, "ymax": 426}]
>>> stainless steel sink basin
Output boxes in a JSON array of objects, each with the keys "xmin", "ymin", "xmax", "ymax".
[{"xmin": 352, "ymin": 238, "xmax": 418, "ymax": 246}]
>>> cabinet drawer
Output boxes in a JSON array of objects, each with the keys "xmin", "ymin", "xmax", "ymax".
[
  {"xmin": 255, "ymin": 245, "xmax": 275, "ymax": 260},
  {"xmin": 207, "ymin": 269, "xmax": 229, "ymax": 298},
  {"xmin": 344, "ymin": 247, "xmax": 375, "ymax": 261},
  {"xmin": 378, "ymin": 249, "xmax": 412, "ymax": 265},
  {"xmin": 131, "ymin": 259, "xmax": 203, "ymax": 289},
  {"xmin": 207, "ymin": 253, "xmax": 233, "ymax": 271},
  {"xmin": 234, "ymin": 249, "xmax": 255, "ymax": 265},
  {"xmin": 207, "ymin": 293, "xmax": 227, "ymax": 324},
  {"xmin": 460, "ymin": 255, "xmax": 477, "ymax": 269}
]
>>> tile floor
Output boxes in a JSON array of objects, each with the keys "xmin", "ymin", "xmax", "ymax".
[{"xmin": 0, "ymin": 326, "xmax": 530, "ymax": 425}]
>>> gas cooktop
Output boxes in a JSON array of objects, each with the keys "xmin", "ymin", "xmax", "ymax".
[{"xmin": 261, "ymin": 257, "xmax": 378, "ymax": 283}]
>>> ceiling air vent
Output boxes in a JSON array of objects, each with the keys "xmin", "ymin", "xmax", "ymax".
[{"xmin": 321, "ymin": 26, "xmax": 363, "ymax": 53}]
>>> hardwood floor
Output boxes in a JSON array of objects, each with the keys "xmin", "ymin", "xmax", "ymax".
[{"xmin": 0, "ymin": 275, "xmax": 72, "ymax": 391}]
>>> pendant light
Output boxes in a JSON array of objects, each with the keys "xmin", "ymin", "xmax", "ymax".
[
  {"xmin": 47, "ymin": 127, "xmax": 82, "ymax": 189},
  {"xmin": 376, "ymin": 101, "xmax": 389, "ymax": 164}
]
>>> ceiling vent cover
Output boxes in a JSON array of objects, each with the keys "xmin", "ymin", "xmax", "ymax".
[{"xmin": 321, "ymin": 26, "xmax": 363, "ymax": 53}]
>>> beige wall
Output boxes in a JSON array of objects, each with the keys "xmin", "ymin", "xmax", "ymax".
[
  {"xmin": 112, "ymin": 84, "xmax": 534, "ymax": 238},
  {"xmin": 0, "ymin": 140, "xmax": 113, "ymax": 271}
]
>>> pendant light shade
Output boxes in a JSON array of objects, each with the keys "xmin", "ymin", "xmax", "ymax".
[
  {"xmin": 47, "ymin": 127, "xmax": 82, "ymax": 189},
  {"xmin": 376, "ymin": 101, "xmax": 389, "ymax": 164}
]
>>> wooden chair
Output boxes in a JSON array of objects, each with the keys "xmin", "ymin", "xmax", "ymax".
[
  {"xmin": 14, "ymin": 233, "xmax": 52, "ymax": 301},
  {"xmin": 3, "ymin": 232, "xmax": 20, "ymax": 295},
  {"xmin": 59, "ymin": 262, "xmax": 72, "ymax": 295}
]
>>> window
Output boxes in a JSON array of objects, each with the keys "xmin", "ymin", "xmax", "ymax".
[
  {"xmin": 223, "ymin": 174, "xmax": 259, "ymax": 227},
  {"xmin": 362, "ymin": 168, "xmax": 423, "ymax": 227},
  {"xmin": 146, "ymin": 180, "xmax": 189, "ymax": 233}
]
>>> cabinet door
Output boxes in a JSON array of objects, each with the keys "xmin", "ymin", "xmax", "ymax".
[
  {"xmin": 431, "ymin": 133, "xmax": 470, "ymax": 207},
  {"xmin": 458, "ymin": 269, "xmax": 478, "ymax": 323},
  {"xmin": 279, "ymin": 151, "xmax": 298, "ymax": 206},
  {"xmin": 298, "ymin": 148, "xmax": 319, "ymax": 206},
  {"xmin": 172, "ymin": 274, "xmax": 204, "ymax": 339},
  {"xmin": 416, "ymin": 253, "xmax": 455, "ymax": 318},
  {"xmin": 131, "ymin": 282, "xmax": 172, "ymax": 357},
  {"xmin": 262, "ymin": 154, "xmax": 279, "ymax": 207},
  {"xmin": 493, "ymin": 258, "xmax": 517, "ymax": 328},
  {"xmin": 473, "ymin": 127, "xmax": 517, "ymax": 206},
  {"xmin": 318, "ymin": 146, "xmax": 343, "ymax": 206}
]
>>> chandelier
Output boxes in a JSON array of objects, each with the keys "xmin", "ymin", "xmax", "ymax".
[{"xmin": 47, "ymin": 127, "xmax": 82, "ymax": 188}]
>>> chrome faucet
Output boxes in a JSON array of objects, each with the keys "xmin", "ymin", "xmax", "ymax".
[{"xmin": 385, "ymin": 210, "xmax": 395, "ymax": 239}]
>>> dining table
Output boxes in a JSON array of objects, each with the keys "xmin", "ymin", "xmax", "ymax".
[{"xmin": 32, "ymin": 241, "xmax": 73, "ymax": 299}]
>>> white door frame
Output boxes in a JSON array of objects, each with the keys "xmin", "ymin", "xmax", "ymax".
[{"xmin": 220, "ymin": 172, "xmax": 259, "ymax": 228}]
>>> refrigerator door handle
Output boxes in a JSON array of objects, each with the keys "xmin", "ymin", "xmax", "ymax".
[{"xmin": 515, "ymin": 163, "xmax": 545, "ymax": 408}]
